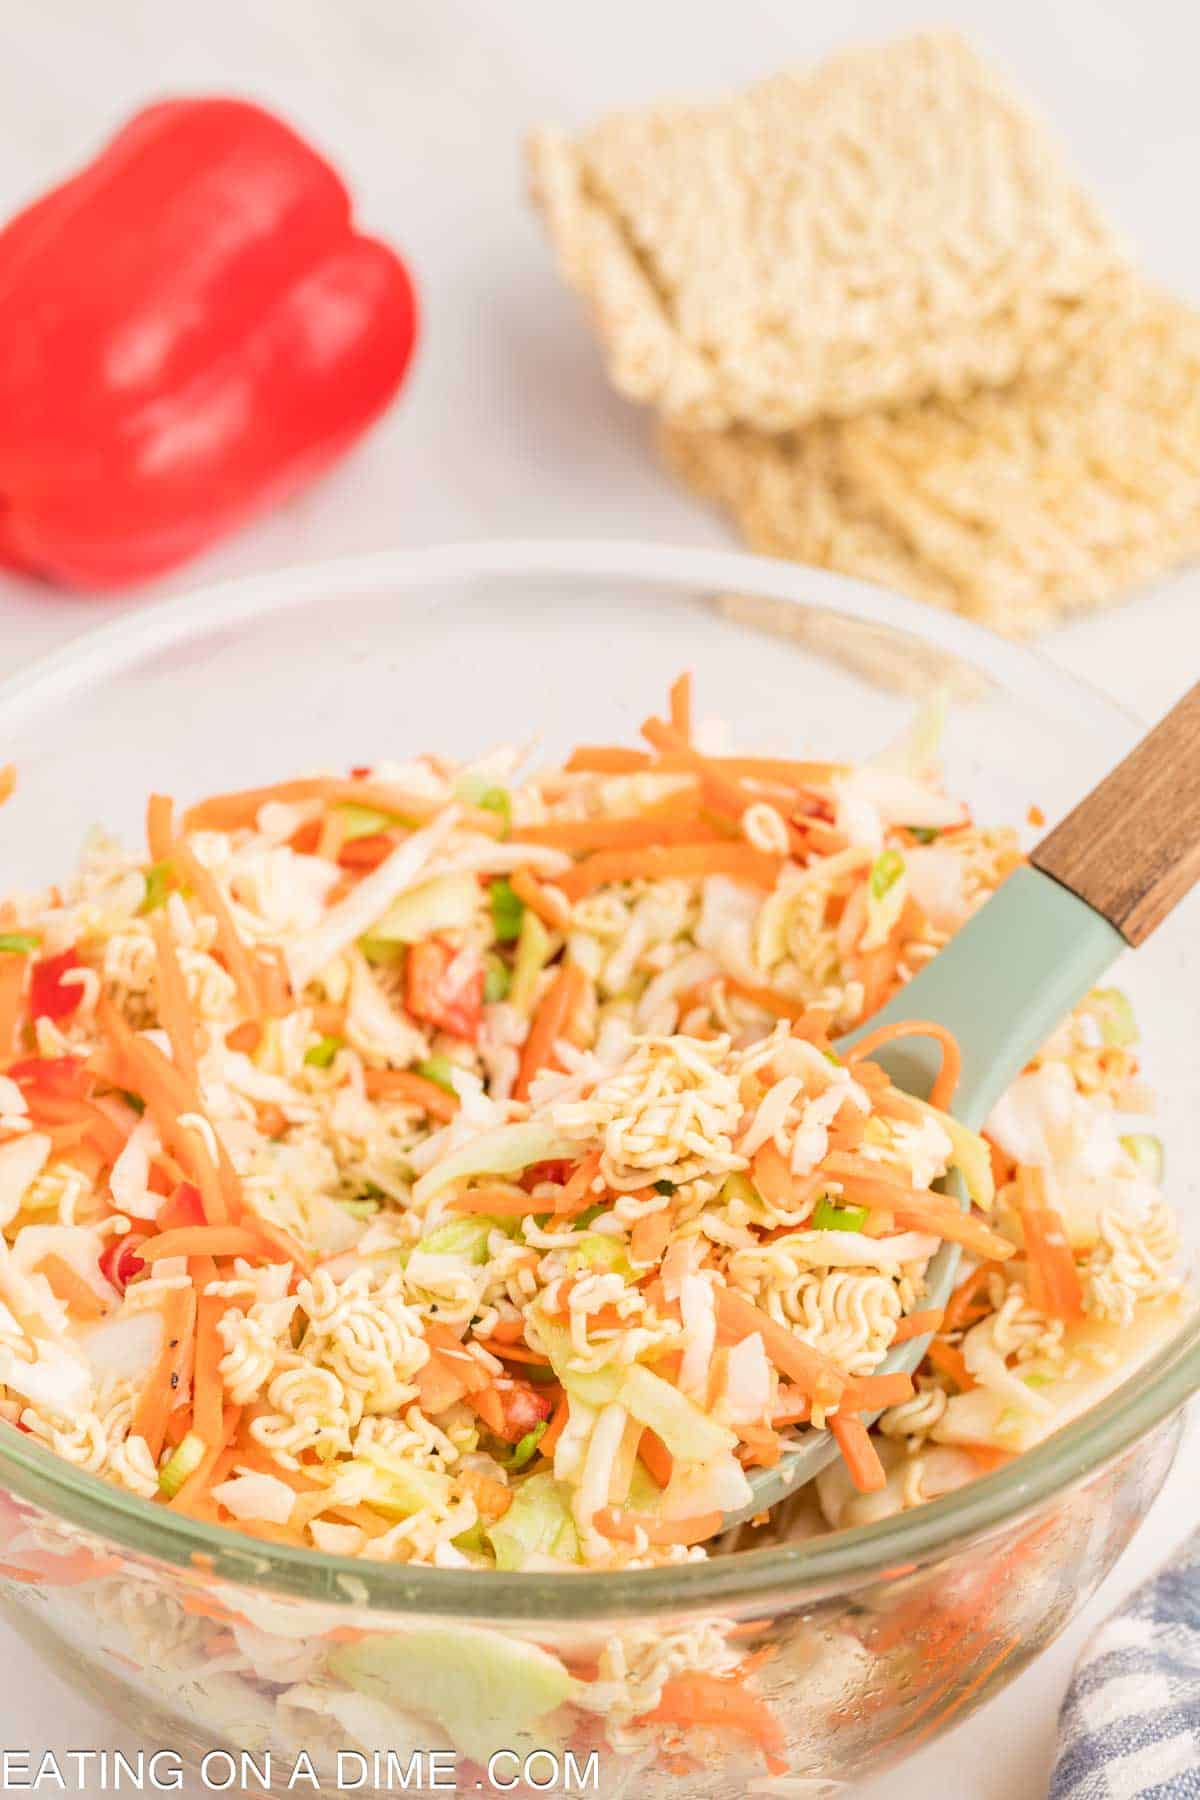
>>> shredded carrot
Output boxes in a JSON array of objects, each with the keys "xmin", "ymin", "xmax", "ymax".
[
  {"xmin": 140, "ymin": 1226, "xmax": 271, "ymax": 1264},
  {"xmin": 889, "ymin": 1200, "xmax": 1015, "ymax": 1263},
  {"xmin": 557, "ymin": 843, "xmax": 783, "ymax": 902},
  {"xmin": 855, "ymin": 938, "xmax": 904, "ymax": 1017},
  {"xmin": 668, "ymin": 670, "xmax": 693, "ymax": 742},
  {"xmin": 562, "ymin": 746, "xmax": 652, "ymax": 775},
  {"xmin": 132, "ymin": 1287, "xmax": 197, "ymax": 1461},
  {"xmin": 146, "ymin": 793, "xmax": 175, "ymax": 866},
  {"xmin": 839, "ymin": 1370, "xmax": 916, "ymax": 1410},
  {"xmin": 170, "ymin": 1406, "xmax": 242, "ymax": 1515},
  {"xmin": 925, "ymin": 1339, "xmax": 974, "ymax": 1392},
  {"xmin": 245, "ymin": 1213, "xmax": 312, "ymax": 1275},
  {"xmin": 640, "ymin": 716, "xmax": 756, "ymax": 821},
  {"xmin": 149, "ymin": 915, "xmax": 199, "ymax": 1089},
  {"xmin": 594, "ymin": 1507, "xmax": 723, "ymax": 1547},
  {"xmin": 517, "ymin": 814, "xmax": 720, "ymax": 854},
  {"xmin": 225, "ymin": 1021, "xmax": 262, "ymax": 1056},
  {"xmin": 38, "ymin": 1255, "xmax": 108, "ymax": 1320},
  {"xmin": 540, "ymin": 1390, "xmax": 570, "ymax": 1458},
  {"xmin": 637, "ymin": 1427, "xmax": 674, "ymax": 1488},
  {"xmin": 0, "ymin": 953, "xmax": 27, "ymax": 1057},
  {"xmin": 727, "ymin": 980, "xmax": 822, "ymax": 1024},
  {"xmin": 458, "ymin": 1466, "xmax": 513, "ymax": 1522},
  {"xmin": 0, "ymin": 765, "xmax": 14, "ymax": 807},
  {"xmin": 830, "ymin": 1410, "xmax": 888, "ymax": 1493},
  {"xmin": 415, "ymin": 1352, "xmax": 469, "ymax": 1416},
  {"xmin": 467, "ymin": 1385, "xmax": 508, "ymax": 1435},
  {"xmin": 1018, "ymin": 1166, "xmax": 1084, "ymax": 1321},
  {"xmin": 846, "ymin": 1019, "xmax": 963, "ymax": 1112},
  {"xmin": 750, "ymin": 1142, "xmax": 822, "ymax": 1214},
  {"xmin": 891, "ymin": 1308, "xmax": 945, "ymax": 1344},
  {"xmin": 965, "ymin": 1444, "xmax": 1017, "ymax": 1473},
  {"xmin": 448, "ymin": 1184, "xmax": 538, "ymax": 1217},
  {"xmin": 636, "ymin": 1670, "xmax": 786, "ymax": 1771},
  {"xmin": 476, "ymin": 1340, "xmax": 551, "ymax": 1368},
  {"xmin": 943, "ymin": 1264, "xmax": 1002, "ymax": 1334},
  {"xmin": 363, "ymin": 1068, "xmax": 460, "ymax": 1122},
  {"xmin": 736, "ymin": 1421, "xmax": 782, "ymax": 1469},
  {"xmin": 555, "ymin": 1148, "xmax": 604, "ymax": 1214},
  {"xmin": 171, "ymin": 841, "xmax": 262, "ymax": 1019},
  {"xmin": 630, "ymin": 1206, "xmax": 674, "ymax": 1266},
  {"xmin": 315, "ymin": 808, "xmax": 349, "ymax": 862},
  {"xmin": 715, "ymin": 1288, "xmax": 845, "ymax": 1407},
  {"xmin": 100, "ymin": 998, "xmax": 244, "ymax": 1221},
  {"xmin": 255, "ymin": 1102, "xmax": 288, "ymax": 1139},
  {"xmin": 192, "ymin": 1295, "xmax": 226, "ymax": 1449},
  {"xmin": 514, "ymin": 961, "xmax": 589, "ymax": 1100},
  {"xmin": 424, "ymin": 1321, "xmax": 491, "ymax": 1392},
  {"xmin": 508, "ymin": 865, "xmax": 571, "ymax": 928}
]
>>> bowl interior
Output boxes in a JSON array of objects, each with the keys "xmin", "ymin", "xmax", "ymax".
[{"xmin": 0, "ymin": 540, "xmax": 1194, "ymax": 1608}]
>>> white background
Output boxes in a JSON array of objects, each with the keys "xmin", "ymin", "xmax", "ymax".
[{"xmin": 0, "ymin": 2, "xmax": 1198, "ymax": 1794}]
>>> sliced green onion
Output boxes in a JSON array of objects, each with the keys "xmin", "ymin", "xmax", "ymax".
[
  {"xmin": 359, "ymin": 936, "xmax": 404, "ymax": 966},
  {"xmin": 416, "ymin": 1055, "xmax": 459, "ymax": 1095},
  {"xmin": 0, "ymin": 932, "xmax": 40, "ymax": 954},
  {"xmin": 483, "ymin": 956, "xmax": 510, "ymax": 1004},
  {"xmin": 158, "ymin": 1430, "xmax": 207, "ymax": 1498},
  {"xmin": 869, "ymin": 848, "xmax": 906, "ymax": 900},
  {"xmin": 490, "ymin": 879, "xmax": 525, "ymax": 944},
  {"xmin": 336, "ymin": 802, "xmax": 399, "ymax": 841},
  {"xmin": 509, "ymin": 910, "xmax": 551, "ymax": 1014},
  {"xmin": 653, "ymin": 1179, "xmax": 677, "ymax": 1196},
  {"xmin": 906, "ymin": 825, "xmax": 941, "ymax": 845},
  {"xmin": 572, "ymin": 1203, "xmax": 606, "ymax": 1229},
  {"xmin": 812, "ymin": 1197, "xmax": 869, "ymax": 1233},
  {"xmin": 477, "ymin": 787, "xmax": 512, "ymax": 836},
  {"xmin": 1023, "ymin": 1373, "xmax": 1052, "ymax": 1389},
  {"xmin": 337, "ymin": 1197, "xmax": 381, "ymax": 1220},
  {"xmin": 138, "ymin": 861, "xmax": 174, "ymax": 915},
  {"xmin": 1120, "ymin": 1132, "xmax": 1164, "ymax": 1183},
  {"xmin": 505, "ymin": 1421, "xmax": 548, "ymax": 1470},
  {"xmin": 1090, "ymin": 987, "xmax": 1138, "ymax": 1047},
  {"xmin": 304, "ymin": 1034, "xmax": 343, "ymax": 1069}
]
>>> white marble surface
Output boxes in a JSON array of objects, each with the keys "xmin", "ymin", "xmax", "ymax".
[{"xmin": 0, "ymin": 2, "xmax": 1197, "ymax": 1793}]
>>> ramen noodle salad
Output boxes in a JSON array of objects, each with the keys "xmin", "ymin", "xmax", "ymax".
[{"xmin": 0, "ymin": 676, "xmax": 1187, "ymax": 1776}]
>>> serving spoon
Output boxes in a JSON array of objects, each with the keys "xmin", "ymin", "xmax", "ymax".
[{"xmin": 725, "ymin": 681, "xmax": 1200, "ymax": 1527}]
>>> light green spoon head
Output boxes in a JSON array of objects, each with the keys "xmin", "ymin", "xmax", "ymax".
[{"xmin": 723, "ymin": 865, "xmax": 1125, "ymax": 1528}]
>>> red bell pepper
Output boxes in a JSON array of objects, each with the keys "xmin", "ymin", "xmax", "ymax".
[
  {"xmin": 29, "ymin": 949, "xmax": 84, "ymax": 1022},
  {"xmin": 0, "ymin": 99, "xmax": 417, "ymax": 588},
  {"xmin": 405, "ymin": 940, "xmax": 485, "ymax": 1042}
]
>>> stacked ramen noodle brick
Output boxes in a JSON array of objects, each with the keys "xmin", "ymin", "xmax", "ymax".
[{"xmin": 529, "ymin": 31, "xmax": 1200, "ymax": 632}]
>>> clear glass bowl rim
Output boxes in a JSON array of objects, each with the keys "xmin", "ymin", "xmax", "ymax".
[{"xmin": 0, "ymin": 537, "xmax": 1194, "ymax": 1621}]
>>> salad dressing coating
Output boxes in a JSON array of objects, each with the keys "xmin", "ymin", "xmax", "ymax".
[{"xmin": 0, "ymin": 679, "xmax": 1181, "ymax": 1570}]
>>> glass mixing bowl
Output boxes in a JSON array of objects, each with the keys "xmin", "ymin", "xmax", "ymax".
[{"xmin": 0, "ymin": 541, "xmax": 1194, "ymax": 1797}]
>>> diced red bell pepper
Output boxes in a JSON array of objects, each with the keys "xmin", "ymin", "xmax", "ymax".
[
  {"xmin": 29, "ymin": 949, "xmax": 84, "ymax": 1022},
  {"xmin": 9, "ymin": 1055, "xmax": 90, "ymax": 1101},
  {"xmin": 0, "ymin": 99, "xmax": 417, "ymax": 589},
  {"xmin": 493, "ymin": 1382, "xmax": 554, "ymax": 1446},
  {"xmin": 98, "ymin": 1234, "xmax": 148, "ymax": 1294},
  {"xmin": 406, "ymin": 940, "xmax": 484, "ymax": 1042}
]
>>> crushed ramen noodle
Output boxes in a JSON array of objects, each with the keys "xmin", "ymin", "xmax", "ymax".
[
  {"xmin": 0, "ymin": 675, "xmax": 1185, "ymax": 1600},
  {"xmin": 528, "ymin": 31, "xmax": 1128, "ymax": 432}
]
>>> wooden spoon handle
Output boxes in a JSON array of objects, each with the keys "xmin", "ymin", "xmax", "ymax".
[{"xmin": 1031, "ymin": 682, "xmax": 1200, "ymax": 946}]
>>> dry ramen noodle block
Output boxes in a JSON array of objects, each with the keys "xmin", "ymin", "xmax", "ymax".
[
  {"xmin": 528, "ymin": 31, "xmax": 1128, "ymax": 432},
  {"xmin": 663, "ymin": 289, "xmax": 1200, "ymax": 634}
]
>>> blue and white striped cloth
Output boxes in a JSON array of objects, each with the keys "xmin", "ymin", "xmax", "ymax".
[{"xmin": 1052, "ymin": 1528, "xmax": 1200, "ymax": 1799}]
